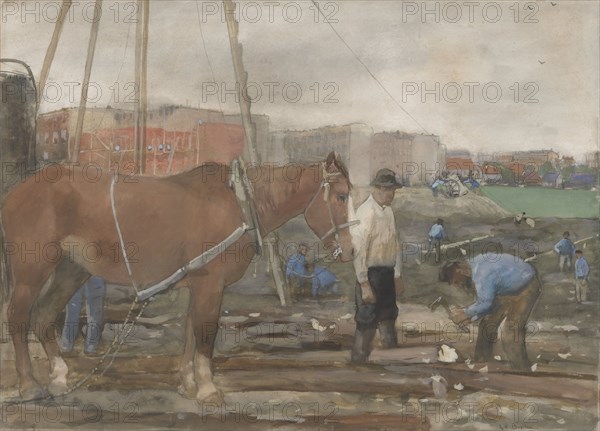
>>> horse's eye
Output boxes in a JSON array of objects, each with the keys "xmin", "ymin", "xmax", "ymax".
[{"xmin": 338, "ymin": 194, "xmax": 347, "ymax": 203}]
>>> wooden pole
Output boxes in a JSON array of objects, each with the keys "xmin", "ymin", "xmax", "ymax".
[
  {"xmin": 222, "ymin": 0, "xmax": 259, "ymax": 164},
  {"xmin": 222, "ymin": 0, "xmax": 289, "ymax": 305},
  {"xmin": 71, "ymin": 0, "xmax": 102, "ymax": 162},
  {"xmin": 139, "ymin": 0, "xmax": 149, "ymax": 174},
  {"xmin": 38, "ymin": 0, "xmax": 72, "ymax": 108},
  {"xmin": 132, "ymin": 0, "xmax": 143, "ymax": 172}
]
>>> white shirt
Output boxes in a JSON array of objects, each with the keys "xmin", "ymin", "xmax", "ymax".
[{"xmin": 350, "ymin": 194, "xmax": 402, "ymax": 283}]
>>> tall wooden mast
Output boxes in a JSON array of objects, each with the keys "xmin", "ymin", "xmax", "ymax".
[
  {"xmin": 71, "ymin": 0, "xmax": 102, "ymax": 162},
  {"xmin": 223, "ymin": 0, "xmax": 290, "ymax": 306}
]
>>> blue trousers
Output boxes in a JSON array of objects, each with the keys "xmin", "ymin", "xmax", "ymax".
[{"xmin": 60, "ymin": 276, "xmax": 106, "ymax": 353}]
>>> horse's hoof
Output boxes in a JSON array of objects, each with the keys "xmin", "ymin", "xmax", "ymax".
[
  {"xmin": 19, "ymin": 384, "xmax": 50, "ymax": 402},
  {"xmin": 48, "ymin": 379, "xmax": 69, "ymax": 396},
  {"xmin": 196, "ymin": 388, "xmax": 225, "ymax": 407},
  {"xmin": 177, "ymin": 383, "xmax": 197, "ymax": 400}
]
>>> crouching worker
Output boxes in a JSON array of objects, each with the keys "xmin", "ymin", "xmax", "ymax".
[
  {"xmin": 306, "ymin": 262, "xmax": 340, "ymax": 298},
  {"xmin": 439, "ymin": 254, "xmax": 541, "ymax": 371}
]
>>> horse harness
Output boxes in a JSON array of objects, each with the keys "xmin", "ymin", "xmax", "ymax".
[{"xmin": 110, "ymin": 161, "xmax": 356, "ymax": 301}]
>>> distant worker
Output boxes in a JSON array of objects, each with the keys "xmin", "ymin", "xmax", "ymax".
[
  {"xmin": 60, "ymin": 276, "xmax": 106, "ymax": 356},
  {"xmin": 574, "ymin": 250, "xmax": 590, "ymax": 303},
  {"xmin": 440, "ymin": 254, "xmax": 541, "ymax": 371},
  {"xmin": 286, "ymin": 242, "xmax": 309, "ymax": 295},
  {"xmin": 431, "ymin": 176, "xmax": 445, "ymax": 198},
  {"xmin": 514, "ymin": 212, "xmax": 526, "ymax": 225},
  {"xmin": 464, "ymin": 176, "xmax": 481, "ymax": 195},
  {"xmin": 554, "ymin": 231, "xmax": 576, "ymax": 272},
  {"xmin": 305, "ymin": 262, "xmax": 340, "ymax": 298},
  {"xmin": 425, "ymin": 218, "xmax": 448, "ymax": 264},
  {"xmin": 514, "ymin": 212, "xmax": 535, "ymax": 228}
]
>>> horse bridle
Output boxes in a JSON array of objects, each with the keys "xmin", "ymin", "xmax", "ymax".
[{"xmin": 304, "ymin": 164, "xmax": 359, "ymax": 259}]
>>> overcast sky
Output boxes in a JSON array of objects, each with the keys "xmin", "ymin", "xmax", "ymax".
[{"xmin": 1, "ymin": 0, "xmax": 598, "ymax": 159}]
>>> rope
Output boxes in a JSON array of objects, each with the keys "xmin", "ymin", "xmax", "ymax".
[
  {"xmin": 310, "ymin": 0, "xmax": 429, "ymax": 135},
  {"xmin": 110, "ymin": 175, "xmax": 138, "ymax": 292}
]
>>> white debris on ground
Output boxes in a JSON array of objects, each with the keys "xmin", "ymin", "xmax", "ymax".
[
  {"xmin": 531, "ymin": 363, "xmax": 538, "ymax": 372},
  {"xmin": 248, "ymin": 312, "xmax": 261, "ymax": 317},
  {"xmin": 558, "ymin": 352, "xmax": 572, "ymax": 359},
  {"xmin": 339, "ymin": 313, "xmax": 353, "ymax": 320},
  {"xmin": 553, "ymin": 325, "xmax": 579, "ymax": 332},
  {"xmin": 454, "ymin": 383, "xmax": 464, "ymax": 390},
  {"xmin": 310, "ymin": 318, "xmax": 328, "ymax": 332},
  {"xmin": 479, "ymin": 365, "xmax": 488, "ymax": 373},
  {"xmin": 438, "ymin": 344, "xmax": 458, "ymax": 363}
]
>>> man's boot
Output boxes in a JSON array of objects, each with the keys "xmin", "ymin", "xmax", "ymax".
[
  {"xmin": 350, "ymin": 327, "xmax": 376, "ymax": 363},
  {"xmin": 379, "ymin": 320, "xmax": 398, "ymax": 349}
]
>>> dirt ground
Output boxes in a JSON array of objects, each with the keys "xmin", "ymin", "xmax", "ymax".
[{"xmin": 1, "ymin": 189, "xmax": 598, "ymax": 430}]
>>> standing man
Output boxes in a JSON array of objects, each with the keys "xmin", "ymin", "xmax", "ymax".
[
  {"xmin": 286, "ymin": 242, "xmax": 309, "ymax": 296},
  {"xmin": 60, "ymin": 276, "xmax": 106, "ymax": 355},
  {"xmin": 574, "ymin": 250, "xmax": 590, "ymax": 303},
  {"xmin": 425, "ymin": 218, "xmax": 448, "ymax": 264},
  {"xmin": 554, "ymin": 231, "xmax": 576, "ymax": 272},
  {"xmin": 441, "ymin": 254, "xmax": 541, "ymax": 370},
  {"xmin": 350, "ymin": 168, "xmax": 404, "ymax": 363}
]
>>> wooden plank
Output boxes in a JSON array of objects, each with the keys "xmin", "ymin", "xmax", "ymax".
[{"xmin": 214, "ymin": 368, "xmax": 433, "ymax": 397}]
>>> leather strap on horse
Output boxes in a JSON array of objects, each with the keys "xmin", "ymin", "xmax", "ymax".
[
  {"xmin": 110, "ymin": 173, "xmax": 251, "ymax": 302},
  {"xmin": 229, "ymin": 156, "xmax": 263, "ymax": 254},
  {"xmin": 135, "ymin": 223, "xmax": 250, "ymax": 301}
]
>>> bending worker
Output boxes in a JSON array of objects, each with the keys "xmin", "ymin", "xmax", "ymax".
[{"xmin": 439, "ymin": 253, "xmax": 541, "ymax": 371}]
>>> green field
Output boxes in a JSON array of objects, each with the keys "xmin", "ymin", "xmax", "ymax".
[{"xmin": 482, "ymin": 186, "xmax": 599, "ymax": 218}]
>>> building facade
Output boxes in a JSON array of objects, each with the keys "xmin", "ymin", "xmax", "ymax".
[
  {"xmin": 370, "ymin": 132, "xmax": 443, "ymax": 186},
  {"xmin": 272, "ymin": 123, "xmax": 373, "ymax": 186}
]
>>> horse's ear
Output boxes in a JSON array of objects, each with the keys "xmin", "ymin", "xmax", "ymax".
[{"xmin": 325, "ymin": 151, "xmax": 336, "ymax": 169}]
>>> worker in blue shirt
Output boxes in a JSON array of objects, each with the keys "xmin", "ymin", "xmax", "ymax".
[
  {"xmin": 425, "ymin": 218, "xmax": 448, "ymax": 263},
  {"xmin": 431, "ymin": 177, "xmax": 445, "ymax": 198},
  {"xmin": 554, "ymin": 231, "xmax": 576, "ymax": 272},
  {"xmin": 439, "ymin": 254, "xmax": 541, "ymax": 370},
  {"xmin": 574, "ymin": 250, "xmax": 590, "ymax": 303},
  {"xmin": 286, "ymin": 243, "xmax": 309, "ymax": 296},
  {"xmin": 306, "ymin": 262, "xmax": 339, "ymax": 298}
]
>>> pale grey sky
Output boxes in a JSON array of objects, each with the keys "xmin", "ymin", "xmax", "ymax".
[{"xmin": 2, "ymin": 0, "xmax": 598, "ymax": 159}]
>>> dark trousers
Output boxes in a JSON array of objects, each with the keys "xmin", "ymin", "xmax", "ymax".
[
  {"xmin": 351, "ymin": 267, "xmax": 398, "ymax": 363},
  {"xmin": 425, "ymin": 239, "xmax": 442, "ymax": 263},
  {"xmin": 354, "ymin": 267, "xmax": 398, "ymax": 330},
  {"xmin": 474, "ymin": 277, "xmax": 541, "ymax": 370}
]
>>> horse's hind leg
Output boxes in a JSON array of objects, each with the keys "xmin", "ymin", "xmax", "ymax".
[
  {"xmin": 8, "ymin": 267, "xmax": 54, "ymax": 400},
  {"xmin": 30, "ymin": 259, "xmax": 91, "ymax": 394}
]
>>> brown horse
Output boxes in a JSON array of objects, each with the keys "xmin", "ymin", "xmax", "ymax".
[{"xmin": 1, "ymin": 151, "xmax": 353, "ymax": 403}]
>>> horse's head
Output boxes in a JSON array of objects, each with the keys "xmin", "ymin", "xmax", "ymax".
[{"xmin": 303, "ymin": 152, "xmax": 354, "ymax": 262}]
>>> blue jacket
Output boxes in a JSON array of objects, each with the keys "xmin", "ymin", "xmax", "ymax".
[
  {"xmin": 428, "ymin": 224, "xmax": 446, "ymax": 241},
  {"xmin": 554, "ymin": 238, "xmax": 575, "ymax": 256},
  {"xmin": 286, "ymin": 253, "xmax": 308, "ymax": 277},
  {"xmin": 575, "ymin": 256, "xmax": 590, "ymax": 279},
  {"xmin": 311, "ymin": 266, "xmax": 338, "ymax": 291},
  {"xmin": 465, "ymin": 254, "xmax": 536, "ymax": 319}
]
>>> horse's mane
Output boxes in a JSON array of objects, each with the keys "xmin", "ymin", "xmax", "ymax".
[{"xmin": 169, "ymin": 155, "xmax": 352, "ymax": 188}]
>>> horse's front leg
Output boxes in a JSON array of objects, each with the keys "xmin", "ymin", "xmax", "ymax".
[{"xmin": 179, "ymin": 271, "xmax": 226, "ymax": 405}]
